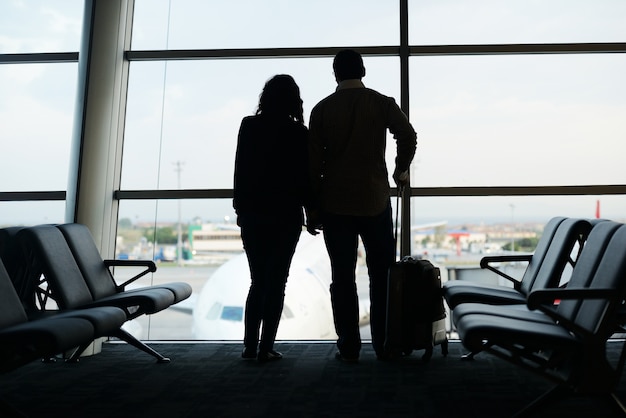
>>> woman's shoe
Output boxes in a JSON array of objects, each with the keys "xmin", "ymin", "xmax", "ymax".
[
  {"xmin": 335, "ymin": 351, "xmax": 359, "ymax": 363},
  {"xmin": 242, "ymin": 347, "xmax": 257, "ymax": 359},
  {"xmin": 257, "ymin": 350, "xmax": 283, "ymax": 362}
]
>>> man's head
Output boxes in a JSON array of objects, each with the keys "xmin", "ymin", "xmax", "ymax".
[{"xmin": 333, "ymin": 49, "xmax": 365, "ymax": 82}]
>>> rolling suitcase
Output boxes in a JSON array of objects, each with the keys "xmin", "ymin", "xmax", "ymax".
[
  {"xmin": 384, "ymin": 189, "xmax": 448, "ymax": 361},
  {"xmin": 384, "ymin": 256, "xmax": 448, "ymax": 361}
]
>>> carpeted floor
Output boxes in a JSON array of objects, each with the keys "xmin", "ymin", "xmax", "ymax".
[{"xmin": 1, "ymin": 340, "xmax": 625, "ymax": 418}]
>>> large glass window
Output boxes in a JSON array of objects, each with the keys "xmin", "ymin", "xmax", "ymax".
[
  {"xmin": 409, "ymin": 0, "xmax": 626, "ymax": 45},
  {"xmin": 132, "ymin": 0, "xmax": 398, "ymax": 50},
  {"xmin": 5, "ymin": 1, "xmax": 623, "ymax": 341},
  {"xmin": 409, "ymin": 54, "xmax": 626, "ymax": 187},
  {"xmin": 0, "ymin": 0, "xmax": 83, "ymax": 53},
  {"xmin": 411, "ymin": 195, "xmax": 626, "ymax": 230},
  {"xmin": 122, "ymin": 57, "xmax": 400, "ymax": 189},
  {"xmin": 0, "ymin": 63, "xmax": 78, "ymax": 192},
  {"xmin": 117, "ymin": 199, "xmax": 361, "ymax": 341},
  {"xmin": 120, "ymin": 1, "xmax": 626, "ymax": 341},
  {"xmin": 120, "ymin": 50, "xmax": 401, "ymax": 341},
  {"xmin": 0, "ymin": 1, "xmax": 83, "ymax": 227},
  {"xmin": 117, "ymin": 193, "xmax": 626, "ymax": 340}
]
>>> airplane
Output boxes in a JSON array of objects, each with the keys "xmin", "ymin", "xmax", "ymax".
[
  {"xmin": 188, "ymin": 231, "xmax": 369, "ymax": 341},
  {"xmin": 186, "ymin": 221, "xmax": 451, "ymax": 341}
]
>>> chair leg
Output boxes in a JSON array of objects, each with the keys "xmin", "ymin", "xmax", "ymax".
[
  {"xmin": 511, "ymin": 385, "xmax": 569, "ymax": 418},
  {"xmin": 112, "ymin": 328, "xmax": 170, "ymax": 363},
  {"xmin": 609, "ymin": 393, "xmax": 626, "ymax": 416},
  {"xmin": 65, "ymin": 342, "xmax": 93, "ymax": 363},
  {"xmin": 0, "ymin": 397, "xmax": 27, "ymax": 418}
]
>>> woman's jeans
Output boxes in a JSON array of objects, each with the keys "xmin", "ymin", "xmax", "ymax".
[{"xmin": 240, "ymin": 213, "xmax": 302, "ymax": 352}]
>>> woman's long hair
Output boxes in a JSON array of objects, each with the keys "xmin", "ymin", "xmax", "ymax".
[{"xmin": 256, "ymin": 74, "xmax": 304, "ymax": 124}]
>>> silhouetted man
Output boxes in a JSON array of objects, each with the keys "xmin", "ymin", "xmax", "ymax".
[{"xmin": 308, "ymin": 49, "xmax": 417, "ymax": 361}]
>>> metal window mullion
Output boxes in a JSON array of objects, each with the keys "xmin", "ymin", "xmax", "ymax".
[{"xmin": 399, "ymin": 0, "xmax": 412, "ymax": 257}]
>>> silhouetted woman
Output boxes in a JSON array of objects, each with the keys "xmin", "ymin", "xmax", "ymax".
[{"xmin": 233, "ymin": 74, "xmax": 310, "ymax": 362}]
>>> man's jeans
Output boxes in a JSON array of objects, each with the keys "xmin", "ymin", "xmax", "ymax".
[{"xmin": 322, "ymin": 201, "xmax": 395, "ymax": 357}]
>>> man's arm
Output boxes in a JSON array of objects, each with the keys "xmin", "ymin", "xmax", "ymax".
[{"xmin": 387, "ymin": 100, "xmax": 417, "ymax": 185}]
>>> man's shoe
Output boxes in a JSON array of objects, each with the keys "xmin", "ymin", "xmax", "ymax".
[
  {"xmin": 335, "ymin": 351, "xmax": 359, "ymax": 363},
  {"xmin": 241, "ymin": 347, "xmax": 257, "ymax": 360},
  {"xmin": 258, "ymin": 350, "xmax": 283, "ymax": 362}
]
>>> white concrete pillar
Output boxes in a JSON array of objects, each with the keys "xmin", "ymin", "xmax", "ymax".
[{"xmin": 66, "ymin": 0, "xmax": 133, "ymax": 258}]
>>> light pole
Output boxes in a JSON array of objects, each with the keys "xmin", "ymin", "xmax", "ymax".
[
  {"xmin": 509, "ymin": 203, "xmax": 515, "ymax": 252},
  {"xmin": 174, "ymin": 161, "xmax": 185, "ymax": 266}
]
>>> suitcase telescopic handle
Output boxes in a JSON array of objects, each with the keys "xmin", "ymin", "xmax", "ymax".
[{"xmin": 393, "ymin": 186, "xmax": 404, "ymax": 262}]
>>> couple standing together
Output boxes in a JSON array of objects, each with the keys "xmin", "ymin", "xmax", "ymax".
[{"xmin": 233, "ymin": 50, "xmax": 417, "ymax": 362}]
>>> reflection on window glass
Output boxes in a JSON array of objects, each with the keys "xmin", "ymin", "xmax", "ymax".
[
  {"xmin": 132, "ymin": 0, "xmax": 397, "ymax": 50},
  {"xmin": 409, "ymin": 54, "xmax": 626, "ymax": 188},
  {"xmin": 0, "ymin": 0, "xmax": 84, "ymax": 53},
  {"xmin": 0, "ymin": 64, "xmax": 78, "ymax": 191},
  {"xmin": 122, "ymin": 57, "xmax": 399, "ymax": 189},
  {"xmin": 409, "ymin": 0, "xmax": 626, "ymax": 45}
]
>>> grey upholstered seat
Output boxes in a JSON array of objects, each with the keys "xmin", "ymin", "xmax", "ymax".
[
  {"xmin": 443, "ymin": 217, "xmax": 592, "ymax": 309},
  {"xmin": 454, "ymin": 221, "xmax": 626, "ymax": 416},
  {"xmin": 56, "ymin": 223, "xmax": 192, "ymax": 305},
  {"xmin": 0, "ymin": 256, "xmax": 127, "ymax": 373},
  {"xmin": 16, "ymin": 224, "xmax": 190, "ymax": 363},
  {"xmin": 450, "ymin": 217, "xmax": 598, "ymax": 324}
]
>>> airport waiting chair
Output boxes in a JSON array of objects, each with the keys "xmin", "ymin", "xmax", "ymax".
[
  {"xmin": 451, "ymin": 217, "xmax": 596, "ymax": 321},
  {"xmin": 0, "ymin": 257, "xmax": 95, "ymax": 373},
  {"xmin": 56, "ymin": 223, "xmax": 191, "ymax": 305},
  {"xmin": 1, "ymin": 227, "xmax": 129, "ymax": 360},
  {"xmin": 0, "ymin": 227, "xmax": 37, "ymax": 314},
  {"xmin": 446, "ymin": 217, "xmax": 594, "ymax": 360},
  {"xmin": 0, "ymin": 255, "xmax": 128, "ymax": 417},
  {"xmin": 443, "ymin": 216, "xmax": 591, "ymax": 309},
  {"xmin": 454, "ymin": 220, "xmax": 626, "ymax": 417},
  {"xmin": 15, "ymin": 225, "xmax": 190, "ymax": 363}
]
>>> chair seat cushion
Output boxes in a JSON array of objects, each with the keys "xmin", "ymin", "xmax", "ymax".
[
  {"xmin": 0, "ymin": 317, "xmax": 95, "ymax": 372},
  {"xmin": 79, "ymin": 287, "xmax": 176, "ymax": 315},
  {"xmin": 452, "ymin": 302, "xmax": 555, "ymax": 326},
  {"xmin": 456, "ymin": 313, "xmax": 581, "ymax": 353},
  {"xmin": 444, "ymin": 281, "xmax": 526, "ymax": 309},
  {"xmin": 150, "ymin": 282, "xmax": 192, "ymax": 303},
  {"xmin": 30, "ymin": 307, "xmax": 127, "ymax": 337}
]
